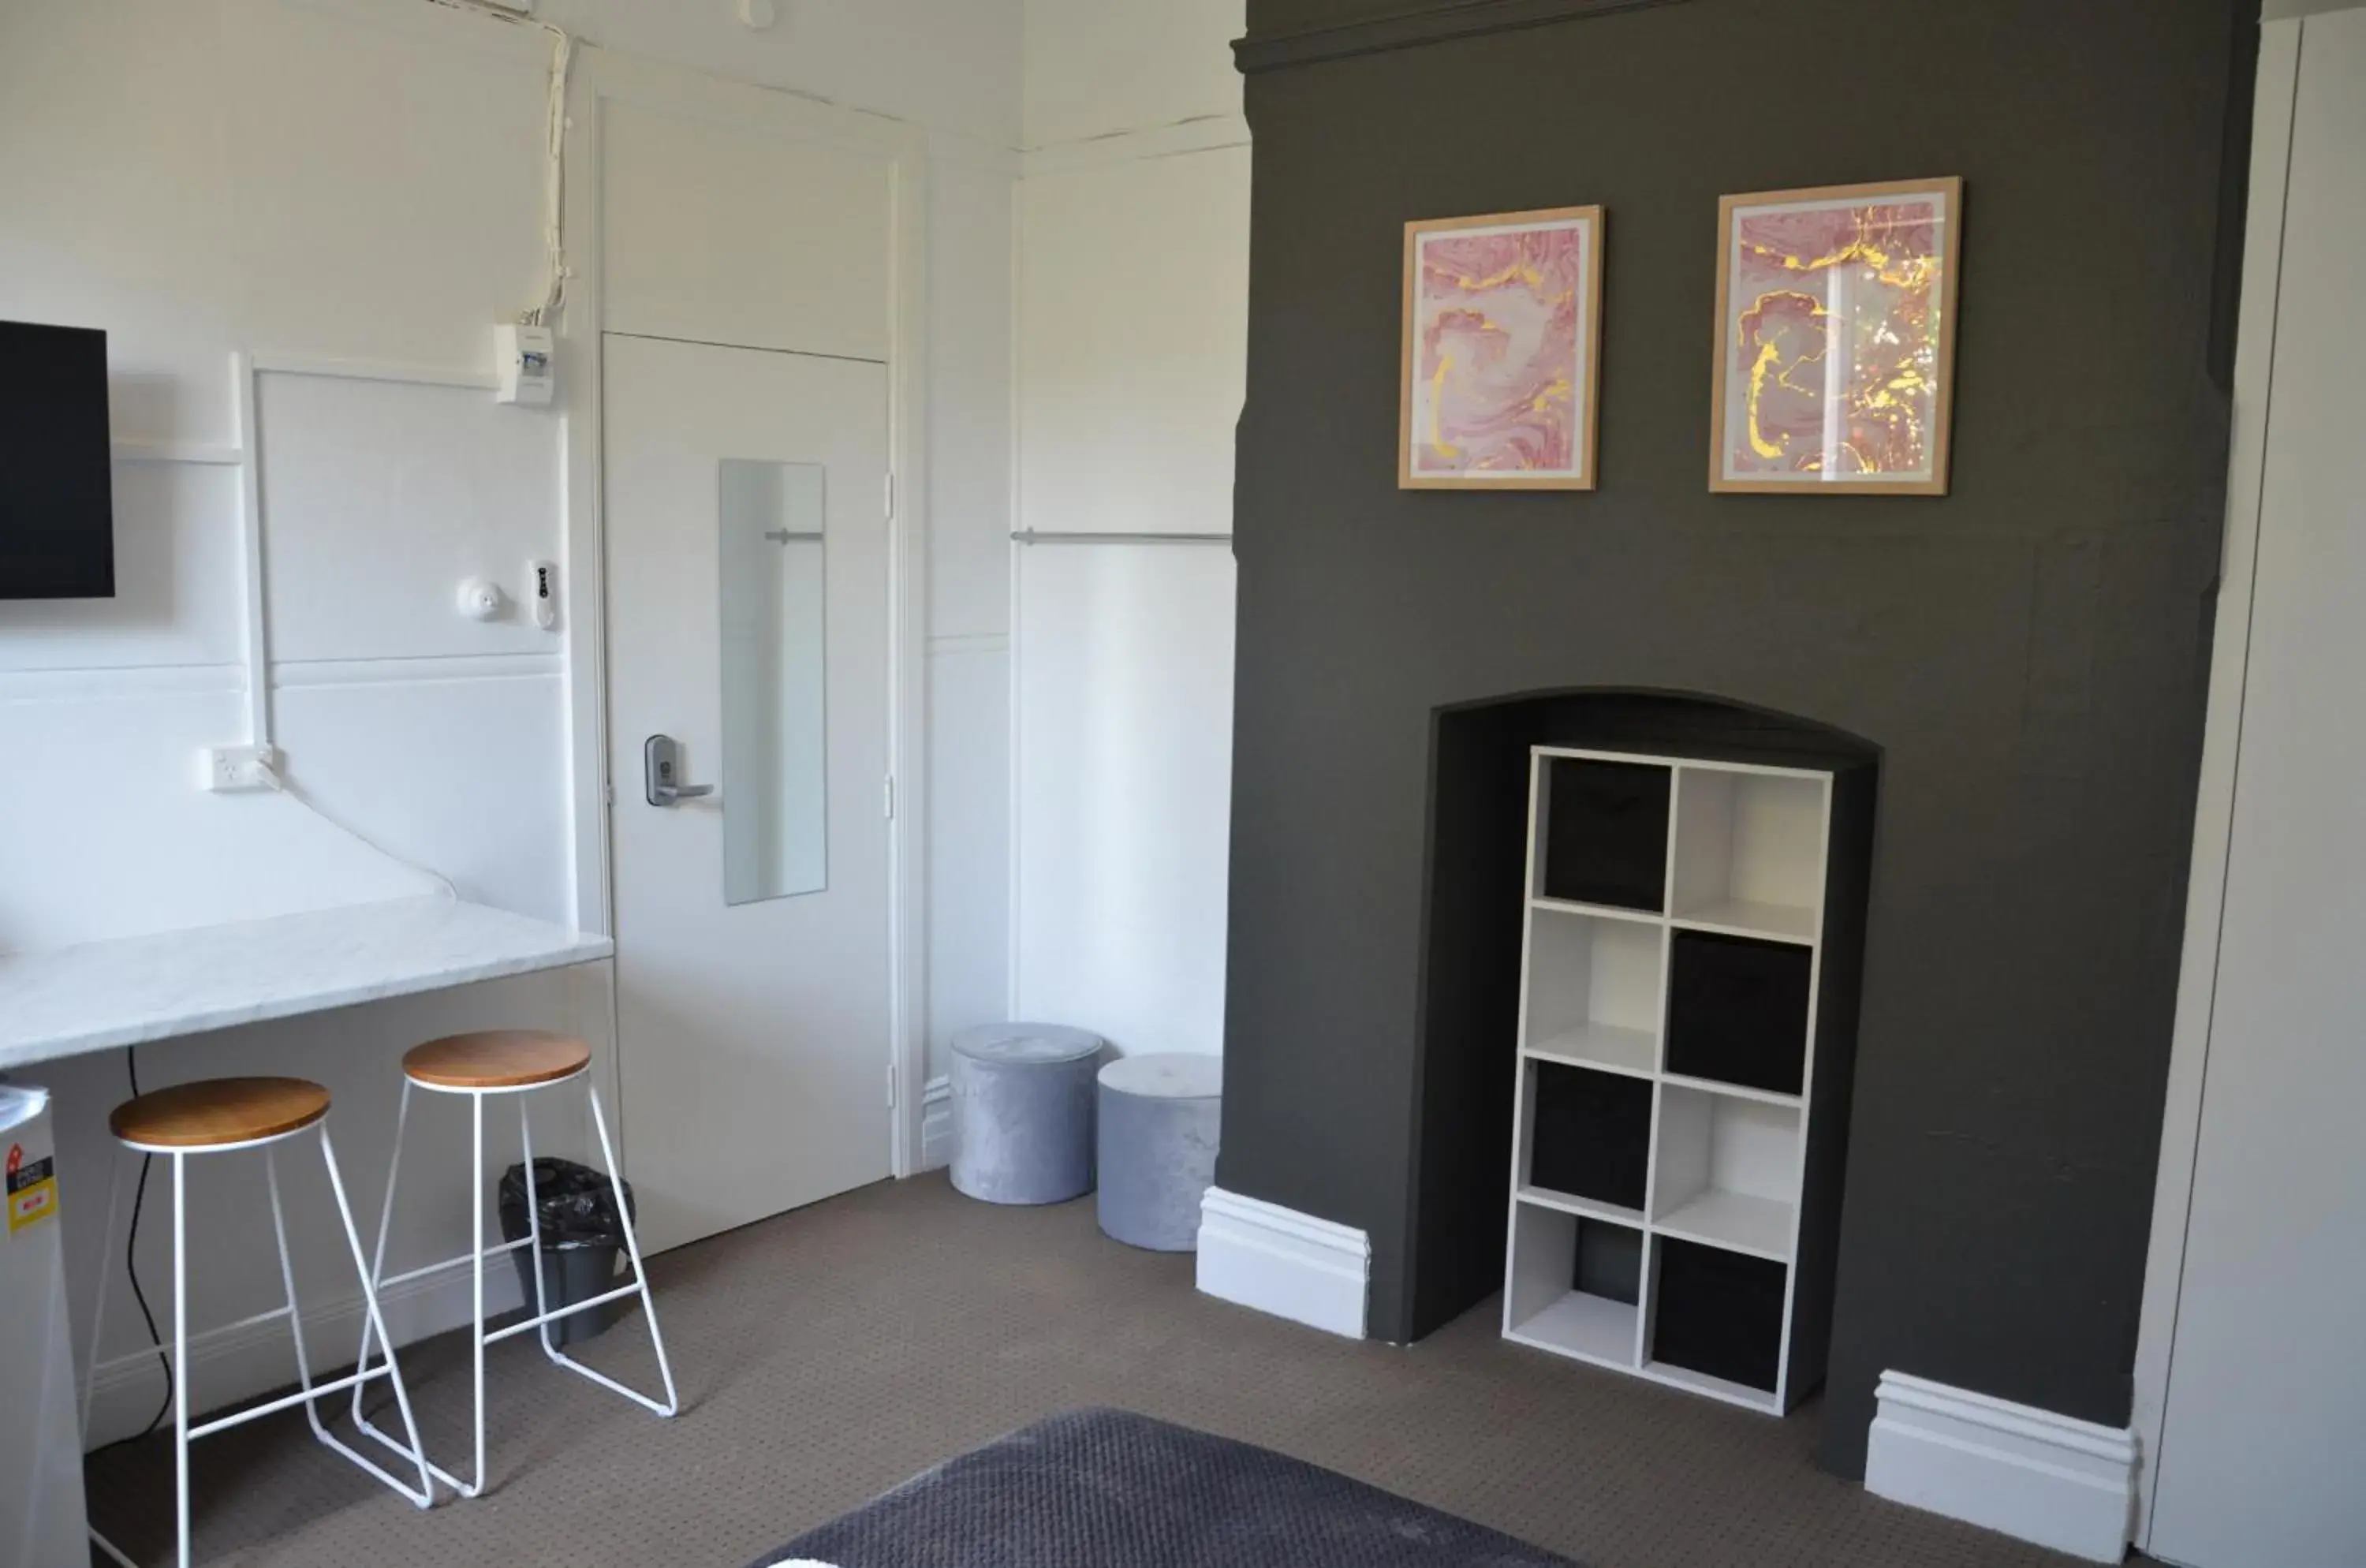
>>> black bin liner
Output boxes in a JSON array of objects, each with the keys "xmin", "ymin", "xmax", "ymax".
[{"xmin": 497, "ymin": 1158, "xmax": 638, "ymax": 1346}]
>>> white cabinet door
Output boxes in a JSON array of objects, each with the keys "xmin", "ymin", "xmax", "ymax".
[
  {"xmin": 2151, "ymin": 11, "xmax": 2366, "ymax": 1564},
  {"xmin": 604, "ymin": 332, "xmax": 892, "ymax": 1254}
]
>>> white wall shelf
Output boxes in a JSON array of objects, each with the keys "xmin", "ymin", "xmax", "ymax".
[
  {"xmin": 1670, "ymin": 767, "xmax": 1824, "ymax": 938},
  {"xmin": 1659, "ymin": 1072, "xmax": 1802, "ymax": 1110},
  {"xmin": 1502, "ymin": 746, "xmax": 1872, "ymax": 1416},
  {"xmin": 1509, "ymin": 1289, "xmax": 1638, "ymax": 1366},
  {"xmin": 1526, "ymin": 1026, "xmax": 1655, "ymax": 1080},
  {"xmin": 1670, "ymin": 905, "xmax": 1817, "ymax": 946},
  {"xmin": 1652, "ymin": 1189, "xmax": 1792, "ymax": 1261},
  {"xmin": 1640, "ymin": 1357, "xmax": 1780, "ymax": 1413},
  {"xmin": 1503, "ymin": 1203, "xmax": 1641, "ymax": 1368},
  {"xmin": 1522, "ymin": 906, "xmax": 1663, "ymax": 1064},
  {"xmin": 1532, "ymin": 894, "xmax": 1661, "ymax": 927},
  {"xmin": 1517, "ymin": 1185, "xmax": 1645, "ymax": 1229}
]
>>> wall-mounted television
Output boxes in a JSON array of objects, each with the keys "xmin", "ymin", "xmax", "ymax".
[{"xmin": 0, "ymin": 320, "xmax": 115, "ymax": 599}]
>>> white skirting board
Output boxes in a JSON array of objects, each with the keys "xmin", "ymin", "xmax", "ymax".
[
  {"xmin": 920, "ymin": 1075, "xmax": 954, "ymax": 1171},
  {"xmin": 84, "ymin": 1259, "xmax": 524, "ymax": 1450},
  {"xmin": 1865, "ymin": 1370, "xmax": 2139, "ymax": 1562},
  {"xmin": 1194, "ymin": 1186, "xmax": 1369, "ymax": 1339}
]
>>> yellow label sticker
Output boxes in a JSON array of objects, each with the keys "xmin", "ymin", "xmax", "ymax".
[{"xmin": 8, "ymin": 1175, "xmax": 57, "ymax": 1231}]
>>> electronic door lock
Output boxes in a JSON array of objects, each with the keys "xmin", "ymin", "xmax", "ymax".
[{"xmin": 644, "ymin": 734, "xmax": 715, "ymax": 807}]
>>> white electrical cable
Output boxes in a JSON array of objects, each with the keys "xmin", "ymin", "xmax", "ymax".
[
  {"xmin": 526, "ymin": 24, "xmax": 573, "ymax": 325},
  {"xmin": 257, "ymin": 760, "xmax": 461, "ymax": 903},
  {"xmin": 421, "ymin": 0, "xmax": 574, "ymax": 327}
]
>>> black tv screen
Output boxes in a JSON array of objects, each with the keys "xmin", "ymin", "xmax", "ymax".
[{"xmin": 0, "ymin": 320, "xmax": 115, "ymax": 599}]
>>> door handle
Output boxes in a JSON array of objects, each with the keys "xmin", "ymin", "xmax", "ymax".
[{"xmin": 644, "ymin": 734, "xmax": 715, "ymax": 807}]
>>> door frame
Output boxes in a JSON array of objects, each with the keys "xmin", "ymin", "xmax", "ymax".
[
  {"xmin": 2125, "ymin": 17, "xmax": 2299, "ymax": 1551},
  {"xmin": 556, "ymin": 47, "xmax": 932, "ymax": 1179}
]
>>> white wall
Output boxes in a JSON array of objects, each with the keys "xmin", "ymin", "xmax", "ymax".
[
  {"xmin": 1009, "ymin": 0, "xmax": 1248, "ymax": 1059},
  {"xmin": 1022, "ymin": 0, "xmax": 1245, "ymax": 147},
  {"xmin": 0, "ymin": 0, "xmax": 580, "ymax": 1443},
  {"xmin": 923, "ymin": 146, "xmax": 1020, "ymax": 1089},
  {"xmin": 546, "ymin": 0, "xmax": 1021, "ymax": 148},
  {"xmin": 0, "ymin": 0, "xmax": 1019, "ymax": 1433},
  {"xmin": 2141, "ymin": 13, "xmax": 2366, "ymax": 1564}
]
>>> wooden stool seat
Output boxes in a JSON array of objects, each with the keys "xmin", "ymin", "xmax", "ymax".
[
  {"xmin": 403, "ymin": 1029, "xmax": 592, "ymax": 1090},
  {"xmin": 108, "ymin": 1077, "xmax": 331, "ymax": 1149}
]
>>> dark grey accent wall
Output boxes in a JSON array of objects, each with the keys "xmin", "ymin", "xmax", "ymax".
[{"xmin": 1220, "ymin": 0, "xmax": 2246, "ymax": 1475}]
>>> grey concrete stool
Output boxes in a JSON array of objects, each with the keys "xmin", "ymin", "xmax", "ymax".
[
  {"xmin": 1096, "ymin": 1054, "xmax": 1222, "ymax": 1251},
  {"xmin": 949, "ymin": 1023, "xmax": 1103, "ymax": 1205}
]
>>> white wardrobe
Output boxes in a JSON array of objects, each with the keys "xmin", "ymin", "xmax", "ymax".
[{"xmin": 2136, "ymin": 6, "xmax": 2366, "ymax": 1563}]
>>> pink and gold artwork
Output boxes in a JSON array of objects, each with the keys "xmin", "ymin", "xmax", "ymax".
[
  {"xmin": 1711, "ymin": 178, "xmax": 1961, "ymax": 495},
  {"xmin": 1401, "ymin": 205, "xmax": 1602, "ymax": 491}
]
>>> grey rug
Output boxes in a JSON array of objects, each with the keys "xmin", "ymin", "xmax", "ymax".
[{"xmin": 752, "ymin": 1407, "xmax": 1577, "ymax": 1567}]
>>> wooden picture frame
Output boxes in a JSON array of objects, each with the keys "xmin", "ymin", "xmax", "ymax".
[
  {"xmin": 1401, "ymin": 205, "xmax": 1604, "ymax": 491},
  {"xmin": 1709, "ymin": 177, "xmax": 1962, "ymax": 496}
]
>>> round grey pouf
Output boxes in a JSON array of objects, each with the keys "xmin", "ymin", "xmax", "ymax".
[
  {"xmin": 1096, "ymin": 1054, "xmax": 1222, "ymax": 1251},
  {"xmin": 949, "ymin": 1023, "xmax": 1103, "ymax": 1205}
]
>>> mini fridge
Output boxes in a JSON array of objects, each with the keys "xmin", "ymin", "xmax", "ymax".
[{"xmin": 0, "ymin": 1082, "xmax": 88, "ymax": 1567}]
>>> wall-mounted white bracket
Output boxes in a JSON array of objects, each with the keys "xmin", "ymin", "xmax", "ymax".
[{"xmin": 198, "ymin": 745, "xmax": 278, "ymax": 793}]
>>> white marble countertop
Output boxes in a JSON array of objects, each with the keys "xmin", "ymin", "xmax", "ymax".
[{"xmin": 0, "ymin": 896, "xmax": 613, "ymax": 1071}]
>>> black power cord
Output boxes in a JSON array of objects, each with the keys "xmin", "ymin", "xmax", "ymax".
[{"xmin": 89, "ymin": 1046, "xmax": 173, "ymax": 1454}]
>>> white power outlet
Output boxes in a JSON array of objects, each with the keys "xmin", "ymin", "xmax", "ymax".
[{"xmin": 199, "ymin": 745, "xmax": 278, "ymax": 793}]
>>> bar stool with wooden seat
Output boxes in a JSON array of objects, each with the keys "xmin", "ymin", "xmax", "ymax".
[
  {"xmin": 84, "ymin": 1077, "xmax": 433, "ymax": 1568},
  {"xmin": 349, "ymin": 1029, "xmax": 676, "ymax": 1499}
]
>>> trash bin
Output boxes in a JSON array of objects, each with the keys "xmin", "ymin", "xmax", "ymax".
[{"xmin": 498, "ymin": 1158, "xmax": 636, "ymax": 1347}]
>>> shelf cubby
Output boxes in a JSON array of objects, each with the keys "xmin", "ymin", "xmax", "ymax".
[
  {"xmin": 1521, "ymin": 1060, "xmax": 1651, "ymax": 1216},
  {"xmin": 1504, "ymin": 1202, "xmax": 1642, "ymax": 1368},
  {"xmin": 1506, "ymin": 745, "xmax": 1870, "ymax": 1416},
  {"xmin": 1663, "ymin": 929, "xmax": 1812, "ymax": 1097},
  {"xmin": 1669, "ymin": 766, "xmax": 1825, "ymax": 943},
  {"xmin": 1536, "ymin": 756, "xmax": 1671, "ymax": 913},
  {"xmin": 1644, "ymin": 1235, "xmax": 1788, "ymax": 1401},
  {"xmin": 1521, "ymin": 908, "xmax": 1663, "ymax": 1077},
  {"xmin": 1651, "ymin": 1085, "xmax": 1799, "ymax": 1260}
]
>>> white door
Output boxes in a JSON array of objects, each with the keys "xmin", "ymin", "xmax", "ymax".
[
  {"xmin": 604, "ymin": 331, "xmax": 892, "ymax": 1254},
  {"xmin": 2150, "ymin": 12, "xmax": 2366, "ymax": 1565}
]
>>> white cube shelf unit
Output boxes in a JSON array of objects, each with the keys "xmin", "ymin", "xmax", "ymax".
[{"xmin": 1502, "ymin": 745, "xmax": 1873, "ymax": 1415}]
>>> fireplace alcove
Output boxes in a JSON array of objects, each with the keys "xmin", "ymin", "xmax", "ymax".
[{"xmin": 1410, "ymin": 690, "xmax": 1879, "ymax": 1388}]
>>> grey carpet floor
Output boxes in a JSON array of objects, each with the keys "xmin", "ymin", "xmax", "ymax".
[{"xmin": 84, "ymin": 1172, "xmax": 2081, "ymax": 1567}]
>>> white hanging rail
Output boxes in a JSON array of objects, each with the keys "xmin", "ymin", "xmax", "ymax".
[{"xmin": 1010, "ymin": 530, "xmax": 1232, "ymax": 545}]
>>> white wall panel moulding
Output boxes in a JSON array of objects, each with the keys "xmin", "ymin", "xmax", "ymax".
[
  {"xmin": 920, "ymin": 1075, "xmax": 955, "ymax": 1170},
  {"xmin": 1195, "ymin": 1187, "xmax": 1369, "ymax": 1339},
  {"xmin": 110, "ymin": 439, "xmax": 245, "ymax": 465},
  {"xmin": 0, "ymin": 666, "xmax": 245, "ymax": 702},
  {"xmin": 1866, "ymin": 1371, "xmax": 2138, "ymax": 1562}
]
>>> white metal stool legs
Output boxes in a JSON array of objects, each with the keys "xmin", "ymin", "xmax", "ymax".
[
  {"xmin": 351, "ymin": 1070, "xmax": 675, "ymax": 1500},
  {"xmin": 517, "ymin": 1085, "xmax": 679, "ymax": 1415},
  {"xmin": 84, "ymin": 1126, "xmax": 434, "ymax": 1568},
  {"xmin": 350, "ymin": 1079, "xmax": 504, "ymax": 1498},
  {"xmin": 269, "ymin": 1132, "xmax": 436, "ymax": 1506}
]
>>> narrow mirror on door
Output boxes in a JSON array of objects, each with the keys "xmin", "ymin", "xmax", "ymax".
[{"xmin": 718, "ymin": 457, "xmax": 827, "ymax": 904}]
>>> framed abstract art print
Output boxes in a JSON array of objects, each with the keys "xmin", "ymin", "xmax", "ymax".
[
  {"xmin": 1710, "ymin": 177, "xmax": 1962, "ymax": 495},
  {"xmin": 1401, "ymin": 205, "xmax": 1603, "ymax": 491}
]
